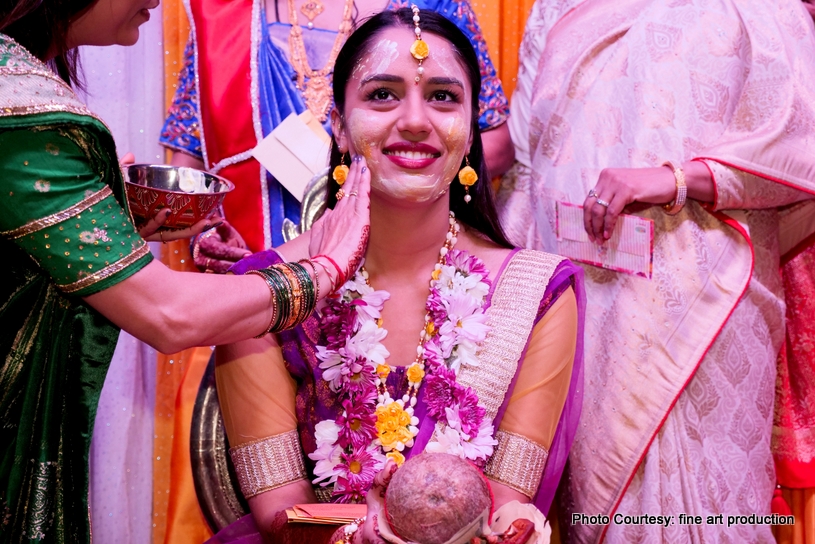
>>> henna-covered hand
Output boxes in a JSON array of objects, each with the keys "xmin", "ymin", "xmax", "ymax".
[
  {"xmin": 346, "ymin": 224, "xmax": 370, "ymax": 281},
  {"xmin": 194, "ymin": 219, "xmax": 251, "ymax": 274}
]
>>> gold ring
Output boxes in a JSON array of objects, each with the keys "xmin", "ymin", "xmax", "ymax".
[{"xmin": 336, "ymin": 189, "xmax": 346, "ymax": 201}]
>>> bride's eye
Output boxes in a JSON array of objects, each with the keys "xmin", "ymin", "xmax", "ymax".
[
  {"xmin": 366, "ymin": 88, "xmax": 396, "ymax": 102},
  {"xmin": 429, "ymin": 89, "xmax": 461, "ymax": 103}
]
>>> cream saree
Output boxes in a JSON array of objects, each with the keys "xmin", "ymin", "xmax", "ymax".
[{"xmin": 499, "ymin": 0, "xmax": 815, "ymax": 542}]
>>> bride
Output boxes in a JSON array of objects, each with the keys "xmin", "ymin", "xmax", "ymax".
[{"xmin": 214, "ymin": 7, "xmax": 584, "ymax": 543}]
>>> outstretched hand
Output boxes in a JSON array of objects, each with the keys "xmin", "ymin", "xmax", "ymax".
[{"xmin": 309, "ymin": 155, "xmax": 372, "ymax": 291}]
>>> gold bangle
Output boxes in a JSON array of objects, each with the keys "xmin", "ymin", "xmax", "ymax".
[
  {"xmin": 277, "ymin": 264, "xmax": 304, "ymax": 329},
  {"xmin": 662, "ymin": 161, "xmax": 687, "ymax": 215},
  {"xmin": 247, "ymin": 270, "xmax": 279, "ymax": 338},
  {"xmin": 298, "ymin": 259, "xmax": 321, "ymax": 301}
]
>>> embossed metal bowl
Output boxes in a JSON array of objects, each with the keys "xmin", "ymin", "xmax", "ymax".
[{"xmin": 125, "ymin": 164, "xmax": 234, "ymax": 230}]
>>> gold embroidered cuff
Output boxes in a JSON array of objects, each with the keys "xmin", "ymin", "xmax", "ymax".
[
  {"xmin": 1, "ymin": 186, "xmax": 112, "ymax": 240},
  {"xmin": 58, "ymin": 243, "xmax": 150, "ymax": 293},
  {"xmin": 229, "ymin": 430, "xmax": 307, "ymax": 499},
  {"xmin": 484, "ymin": 430, "xmax": 549, "ymax": 499}
]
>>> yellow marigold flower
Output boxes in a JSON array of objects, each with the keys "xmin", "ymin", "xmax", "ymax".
[
  {"xmin": 332, "ymin": 164, "xmax": 349, "ymax": 186},
  {"xmin": 376, "ymin": 364, "xmax": 391, "ymax": 379},
  {"xmin": 425, "ymin": 322, "xmax": 435, "ymax": 337},
  {"xmin": 431, "ymin": 268, "xmax": 441, "ymax": 281},
  {"xmin": 376, "ymin": 402, "xmax": 414, "ymax": 449},
  {"xmin": 410, "ymin": 39, "xmax": 429, "ymax": 60},
  {"xmin": 386, "ymin": 451, "xmax": 406, "ymax": 466},
  {"xmin": 406, "ymin": 363, "xmax": 425, "ymax": 384},
  {"xmin": 458, "ymin": 165, "xmax": 478, "ymax": 186}
]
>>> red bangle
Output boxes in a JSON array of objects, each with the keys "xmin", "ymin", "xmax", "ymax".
[{"xmin": 313, "ymin": 254, "xmax": 345, "ymax": 289}]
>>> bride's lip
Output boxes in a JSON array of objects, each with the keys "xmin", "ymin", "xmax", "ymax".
[{"xmin": 382, "ymin": 142, "xmax": 441, "ymax": 169}]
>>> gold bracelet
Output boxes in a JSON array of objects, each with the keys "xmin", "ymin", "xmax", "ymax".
[
  {"xmin": 229, "ymin": 430, "xmax": 307, "ymax": 498},
  {"xmin": 662, "ymin": 161, "xmax": 687, "ymax": 215}
]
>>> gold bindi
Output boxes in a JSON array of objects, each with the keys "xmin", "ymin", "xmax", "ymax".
[{"xmin": 409, "ymin": 4, "xmax": 428, "ymax": 83}]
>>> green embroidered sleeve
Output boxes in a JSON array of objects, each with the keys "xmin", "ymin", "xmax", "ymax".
[{"xmin": 0, "ymin": 124, "xmax": 152, "ymax": 296}]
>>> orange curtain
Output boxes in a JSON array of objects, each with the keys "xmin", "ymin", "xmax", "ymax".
[
  {"xmin": 153, "ymin": 2, "xmax": 215, "ymax": 543},
  {"xmin": 471, "ymin": 0, "xmax": 536, "ymax": 101}
]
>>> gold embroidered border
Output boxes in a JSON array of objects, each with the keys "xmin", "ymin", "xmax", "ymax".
[
  {"xmin": 1, "ymin": 186, "xmax": 112, "ymax": 240},
  {"xmin": 484, "ymin": 430, "xmax": 549, "ymax": 498},
  {"xmin": 58, "ymin": 243, "xmax": 150, "ymax": 294},
  {"xmin": 456, "ymin": 250, "xmax": 564, "ymax": 423},
  {"xmin": 313, "ymin": 485, "xmax": 334, "ymax": 503},
  {"xmin": 0, "ymin": 33, "xmax": 109, "ymax": 126},
  {"xmin": 229, "ymin": 430, "xmax": 307, "ymax": 499},
  {"xmin": 773, "ymin": 425, "xmax": 815, "ymax": 463}
]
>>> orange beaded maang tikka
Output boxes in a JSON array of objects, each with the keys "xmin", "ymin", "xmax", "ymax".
[{"xmin": 409, "ymin": 4, "xmax": 429, "ymax": 83}]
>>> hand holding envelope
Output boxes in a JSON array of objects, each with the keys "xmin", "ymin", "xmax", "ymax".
[{"xmin": 557, "ymin": 202, "xmax": 654, "ymax": 279}]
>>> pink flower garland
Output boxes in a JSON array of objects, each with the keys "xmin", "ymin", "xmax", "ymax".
[{"xmin": 309, "ymin": 250, "xmax": 496, "ymax": 502}]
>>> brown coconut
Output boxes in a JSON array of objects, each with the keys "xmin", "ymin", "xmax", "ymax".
[{"xmin": 385, "ymin": 453, "xmax": 492, "ymax": 544}]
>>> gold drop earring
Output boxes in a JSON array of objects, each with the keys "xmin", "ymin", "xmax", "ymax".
[{"xmin": 458, "ymin": 156, "xmax": 478, "ymax": 203}]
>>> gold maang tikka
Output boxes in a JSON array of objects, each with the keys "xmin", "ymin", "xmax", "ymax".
[{"xmin": 409, "ymin": 5, "xmax": 429, "ymax": 83}]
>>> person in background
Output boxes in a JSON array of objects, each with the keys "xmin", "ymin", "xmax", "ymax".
[
  {"xmin": 499, "ymin": 0, "xmax": 815, "ymax": 542},
  {"xmin": 0, "ymin": 0, "xmax": 370, "ymax": 540},
  {"xmin": 160, "ymin": 0, "xmax": 514, "ymax": 272}
]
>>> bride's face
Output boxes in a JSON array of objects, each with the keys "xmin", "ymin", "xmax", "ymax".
[{"xmin": 334, "ymin": 28, "xmax": 474, "ymax": 205}]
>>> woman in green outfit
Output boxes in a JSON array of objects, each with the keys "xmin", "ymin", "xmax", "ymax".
[{"xmin": 0, "ymin": 0, "xmax": 371, "ymax": 541}]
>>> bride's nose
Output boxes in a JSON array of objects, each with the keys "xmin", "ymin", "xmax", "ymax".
[{"xmin": 396, "ymin": 92, "xmax": 432, "ymax": 139}]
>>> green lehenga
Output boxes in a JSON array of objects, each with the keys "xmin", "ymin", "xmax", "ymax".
[{"xmin": 0, "ymin": 34, "xmax": 152, "ymax": 543}]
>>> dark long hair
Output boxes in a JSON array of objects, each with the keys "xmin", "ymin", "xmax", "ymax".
[
  {"xmin": 328, "ymin": 8, "xmax": 511, "ymax": 248},
  {"xmin": 0, "ymin": 0, "xmax": 93, "ymax": 88}
]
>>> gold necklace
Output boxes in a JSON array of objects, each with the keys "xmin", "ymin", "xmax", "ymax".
[
  {"xmin": 288, "ymin": 0, "xmax": 354, "ymax": 122},
  {"xmin": 299, "ymin": 0, "xmax": 324, "ymax": 30}
]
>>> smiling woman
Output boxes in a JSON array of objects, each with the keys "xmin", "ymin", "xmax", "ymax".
[
  {"xmin": 66, "ymin": 0, "xmax": 159, "ymax": 48},
  {"xmin": 212, "ymin": 8, "xmax": 585, "ymax": 544}
]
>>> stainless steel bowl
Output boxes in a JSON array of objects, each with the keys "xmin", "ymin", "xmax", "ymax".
[{"xmin": 125, "ymin": 164, "xmax": 234, "ymax": 229}]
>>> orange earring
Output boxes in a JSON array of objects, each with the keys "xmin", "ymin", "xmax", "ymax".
[
  {"xmin": 333, "ymin": 153, "xmax": 349, "ymax": 185},
  {"xmin": 458, "ymin": 156, "xmax": 478, "ymax": 203}
]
